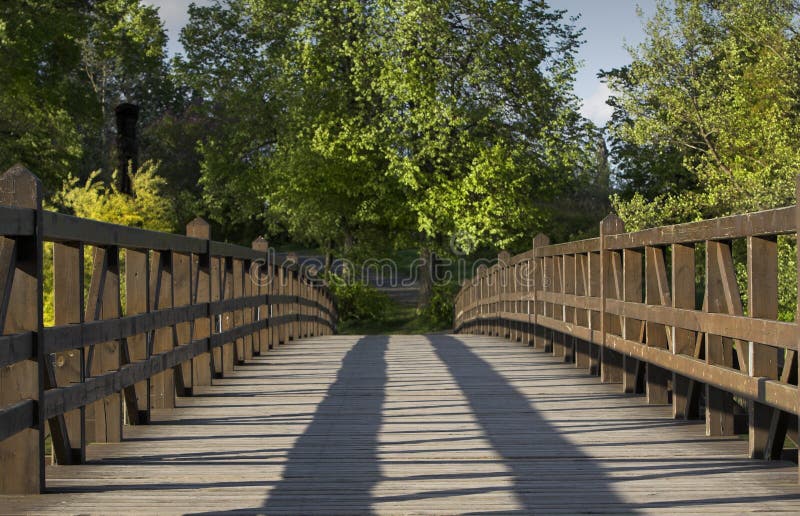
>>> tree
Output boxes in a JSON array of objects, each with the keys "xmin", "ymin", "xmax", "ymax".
[
  {"xmin": 79, "ymin": 0, "xmax": 172, "ymax": 177},
  {"xmin": 347, "ymin": 0, "xmax": 592, "ymax": 253},
  {"xmin": 0, "ymin": 1, "xmax": 90, "ymax": 187},
  {"xmin": 607, "ymin": 0, "xmax": 800, "ymax": 229},
  {"xmin": 178, "ymin": 0, "xmax": 597, "ymax": 306},
  {"xmin": 175, "ymin": 0, "xmax": 291, "ymax": 242},
  {"xmin": 0, "ymin": 0, "xmax": 173, "ymax": 190}
]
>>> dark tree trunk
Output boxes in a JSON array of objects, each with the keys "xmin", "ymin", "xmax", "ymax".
[
  {"xmin": 417, "ymin": 247, "xmax": 433, "ymax": 308},
  {"xmin": 115, "ymin": 103, "xmax": 139, "ymax": 195}
]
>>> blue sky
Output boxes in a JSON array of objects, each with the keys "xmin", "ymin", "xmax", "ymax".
[{"xmin": 144, "ymin": 0, "xmax": 657, "ymax": 125}]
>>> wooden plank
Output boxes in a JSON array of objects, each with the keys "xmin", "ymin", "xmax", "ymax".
[
  {"xmin": 124, "ymin": 248, "xmax": 150, "ymax": 425},
  {"xmin": 588, "ymin": 251, "xmax": 601, "ymax": 376},
  {"xmin": 535, "ymin": 237, "xmax": 600, "ymax": 257},
  {"xmin": 705, "ymin": 241, "xmax": 736, "ymax": 436},
  {"xmin": 53, "ymin": 242, "xmax": 84, "ymax": 459},
  {"xmin": 562, "ymin": 254, "xmax": 576, "ymax": 363},
  {"xmin": 210, "ymin": 256, "xmax": 223, "ymax": 376},
  {"xmin": 173, "ymin": 251, "xmax": 192, "ymax": 395},
  {"xmin": 605, "ymin": 332, "xmax": 799, "ymax": 415},
  {"xmin": 671, "ymin": 243, "xmax": 698, "ymax": 419},
  {"xmin": 188, "ymin": 219, "xmax": 212, "ymax": 387},
  {"xmin": 574, "ymin": 253, "xmax": 590, "ymax": 368},
  {"xmin": 622, "ymin": 248, "xmax": 643, "ymax": 394},
  {"xmin": 0, "ymin": 331, "xmax": 35, "ymax": 367},
  {"xmin": 150, "ymin": 251, "xmax": 175, "ymax": 409},
  {"xmin": 42, "ymin": 211, "xmax": 204, "ymax": 254},
  {"xmin": 232, "ymin": 259, "xmax": 246, "ymax": 363},
  {"xmin": 209, "ymin": 241, "xmax": 263, "ymax": 262},
  {"xmin": 0, "ymin": 206, "xmax": 35, "ymax": 236},
  {"xmin": 97, "ymin": 246, "xmax": 122, "ymax": 443},
  {"xmin": 42, "ymin": 304, "xmax": 209, "ymax": 354},
  {"xmin": 600, "ymin": 215, "xmax": 624, "ymax": 384},
  {"xmin": 551, "ymin": 255, "xmax": 564, "ymax": 358},
  {"xmin": 43, "ymin": 338, "xmax": 211, "ymax": 418},
  {"xmin": 6, "ymin": 334, "xmax": 800, "ymax": 514},
  {"xmin": 221, "ymin": 257, "xmax": 235, "ymax": 372},
  {"xmin": 605, "ymin": 206, "xmax": 794, "ymax": 250},
  {"xmin": 0, "ymin": 399, "xmax": 36, "ymax": 442},
  {"xmin": 644, "ymin": 246, "xmax": 670, "ymax": 405},
  {"xmin": 603, "ymin": 300, "xmax": 796, "ymax": 350}
]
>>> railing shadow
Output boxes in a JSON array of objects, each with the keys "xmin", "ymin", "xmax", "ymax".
[
  {"xmin": 427, "ymin": 334, "xmax": 630, "ymax": 513},
  {"xmin": 191, "ymin": 334, "xmax": 388, "ymax": 514}
]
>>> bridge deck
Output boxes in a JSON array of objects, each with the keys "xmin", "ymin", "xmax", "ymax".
[{"xmin": 2, "ymin": 334, "xmax": 799, "ymax": 514}]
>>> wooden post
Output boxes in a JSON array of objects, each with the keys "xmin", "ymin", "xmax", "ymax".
[
  {"xmin": 278, "ymin": 265, "xmax": 287, "ymax": 345},
  {"xmin": 187, "ymin": 218, "xmax": 212, "ymax": 388},
  {"xmin": 543, "ymin": 255, "xmax": 554, "ymax": 352},
  {"xmin": 269, "ymin": 265, "xmax": 278, "ymax": 348},
  {"xmin": 600, "ymin": 214, "xmax": 624, "ymax": 384},
  {"xmin": 747, "ymin": 235, "xmax": 779, "ymax": 458},
  {"xmin": 705, "ymin": 240, "xmax": 736, "ymax": 436},
  {"xmin": 588, "ymin": 250, "xmax": 602, "ymax": 375},
  {"xmin": 210, "ymin": 254, "xmax": 223, "ymax": 378},
  {"xmin": 552, "ymin": 255, "xmax": 565, "ymax": 358},
  {"xmin": 622, "ymin": 248, "xmax": 644, "ymax": 394},
  {"xmin": 287, "ymin": 254, "xmax": 299, "ymax": 341},
  {"xmin": 644, "ymin": 246, "xmax": 671, "ymax": 403},
  {"xmin": 672, "ymin": 243, "xmax": 697, "ymax": 418},
  {"xmin": 0, "ymin": 165, "xmax": 44, "ymax": 493},
  {"xmin": 252, "ymin": 237, "xmax": 269, "ymax": 354},
  {"xmin": 232, "ymin": 258, "xmax": 246, "ymax": 363},
  {"xmin": 574, "ymin": 252, "xmax": 590, "ymax": 368},
  {"xmin": 150, "ymin": 250, "xmax": 175, "ymax": 408},
  {"xmin": 222, "ymin": 257, "xmax": 235, "ymax": 372},
  {"xmin": 86, "ymin": 246, "xmax": 123, "ymax": 442},
  {"xmin": 498, "ymin": 252, "xmax": 510, "ymax": 339},
  {"xmin": 125, "ymin": 247, "xmax": 150, "ymax": 422},
  {"xmin": 524, "ymin": 251, "xmax": 534, "ymax": 346},
  {"xmin": 53, "ymin": 241, "xmax": 86, "ymax": 461},
  {"xmin": 173, "ymin": 248, "xmax": 193, "ymax": 395},
  {"xmin": 563, "ymin": 253, "xmax": 576, "ymax": 363}
]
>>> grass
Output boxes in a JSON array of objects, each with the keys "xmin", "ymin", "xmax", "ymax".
[{"xmin": 337, "ymin": 299, "xmax": 452, "ymax": 335}]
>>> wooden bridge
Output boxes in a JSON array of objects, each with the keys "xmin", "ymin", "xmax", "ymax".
[{"xmin": 1, "ymin": 165, "xmax": 800, "ymax": 513}]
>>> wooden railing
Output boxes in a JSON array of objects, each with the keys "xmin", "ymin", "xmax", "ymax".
[
  {"xmin": 0, "ymin": 165, "xmax": 337, "ymax": 494},
  {"xmin": 455, "ymin": 185, "xmax": 799, "ymax": 473}
]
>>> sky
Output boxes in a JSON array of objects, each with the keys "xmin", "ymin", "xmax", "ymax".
[{"xmin": 143, "ymin": 0, "xmax": 657, "ymax": 125}]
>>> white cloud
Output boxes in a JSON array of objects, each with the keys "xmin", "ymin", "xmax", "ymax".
[{"xmin": 580, "ymin": 82, "xmax": 613, "ymax": 126}]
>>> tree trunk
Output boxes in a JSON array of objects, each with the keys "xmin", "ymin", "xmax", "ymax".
[{"xmin": 417, "ymin": 247, "xmax": 433, "ymax": 309}]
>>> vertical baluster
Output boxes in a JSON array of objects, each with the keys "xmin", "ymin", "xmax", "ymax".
[
  {"xmin": 188, "ymin": 219, "xmax": 212, "ymax": 386},
  {"xmin": 747, "ymin": 235, "xmax": 779, "ymax": 457}
]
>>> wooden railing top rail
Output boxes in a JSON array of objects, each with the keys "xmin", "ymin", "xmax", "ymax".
[{"xmin": 1, "ymin": 204, "xmax": 314, "ymax": 265}]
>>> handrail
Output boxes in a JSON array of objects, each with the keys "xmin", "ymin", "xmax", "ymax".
[
  {"xmin": 0, "ymin": 165, "xmax": 338, "ymax": 494},
  {"xmin": 454, "ymin": 177, "xmax": 800, "ymax": 473}
]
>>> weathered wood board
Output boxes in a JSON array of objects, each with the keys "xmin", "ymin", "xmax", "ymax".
[{"xmin": 2, "ymin": 334, "xmax": 798, "ymax": 514}]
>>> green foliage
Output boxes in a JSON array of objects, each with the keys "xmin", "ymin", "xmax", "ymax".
[
  {"xmin": 0, "ymin": 1, "xmax": 90, "ymax": 187},
  {"xmin": 327, "ymin": 275, "xmax": 392, "ymax": 323},
  {"xmin": 607, "ymin": 0, "xmax": 800, "ymax": 226},
  {"xmin": 607, "ymin": 0, "xmax": 800, "ymax": 322},
  {"xmin": 52, "ymin": 161, "xmax": 176, "ymax": 232},
  {"xmin": 178, "ymin": 0, "xmax": 604, "ymax": 257},
  {"xmin": 42, "ymin": 162, "xmax": 177, "ymax": 326},
  {"xmin": 418, "ymin": 281, "xmax": 460, "ymax": 330}
]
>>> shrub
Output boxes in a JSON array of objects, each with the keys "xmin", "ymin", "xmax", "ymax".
[
  {"xmin": 43, "ymin": 161, "xmax": 176, "ymax": 325},
  {"xmin": 327, "ymin": 274, "xmax": 392, "ymax": 322},
  {"xmin": 419, "ymin": 280, "xmax": 460, "ymax": 329}
]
